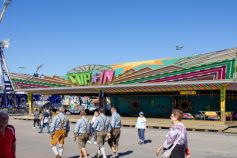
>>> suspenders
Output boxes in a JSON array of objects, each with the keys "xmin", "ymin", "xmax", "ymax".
[
  {"xmin": 81, "ymin": 118, "xmax": 89, "ymax": 134},
  {"xmin": 99, "ymin": 116, "xmax": 107, "ymax": 131},
  {"xmin": 58, "ymin": 115, "xmax": 65, "ymax": 130}
]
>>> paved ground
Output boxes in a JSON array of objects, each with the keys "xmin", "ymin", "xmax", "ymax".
[
  {"xmin": 14, "ymin": 115, "xmax": 232, "ymax": 131},
  {"xmin": 10, "ymin": 118, "xmax": 237, "ymax": 158}
]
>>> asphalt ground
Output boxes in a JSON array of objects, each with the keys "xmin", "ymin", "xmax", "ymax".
[{"xmin": 10, "ymin": 118, "xmax": 237, "ymax": 158}]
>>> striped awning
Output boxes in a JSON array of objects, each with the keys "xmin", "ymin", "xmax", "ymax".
[{"xmin": 14, "ymin": 80, "xmax": 237, "ymax": 95}]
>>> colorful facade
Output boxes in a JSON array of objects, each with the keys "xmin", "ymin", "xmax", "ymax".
[
  {"xmin": 10, "ymin": 47, "xmax": 237, "ymax": 120},
  {"xmin": 11, "ymin": 47, "xmax": 237, "ymax": 89}
]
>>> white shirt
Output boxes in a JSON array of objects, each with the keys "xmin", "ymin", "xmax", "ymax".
[
  {"xmin": 43, "ymin": 117, "xmax": 50, "ymax": 123},
  {"xmin": 136, "ymin": 117, "xmax": 146, "ymax": 129},
  {"xmin": 91, "ymin": 116, "xmax": 97, "ymax": 124}
]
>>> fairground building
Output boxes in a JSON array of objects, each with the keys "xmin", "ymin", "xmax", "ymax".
[{"xmin": 4, "ymin": 47, "xmax": 237, "ymax": 131}]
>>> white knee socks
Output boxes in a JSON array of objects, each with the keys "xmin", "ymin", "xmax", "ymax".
[
  {"xmin": 52, "ymin": 146, "xmax": 59, "ymax": 156},
  {"xmin": 58, "ymin": 144, "xmax": 64, "ymax": 157},
  {"xmin": 97, "ymin": 148, "xmax": 101, "ymax": 155},
  {"xmin": 100, "ymin": 147, "xmax": 107, "ymax": 158}
]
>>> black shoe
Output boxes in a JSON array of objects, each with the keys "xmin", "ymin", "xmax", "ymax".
[{"xmin": 96, "ymin": 154, "xmax": 102, "ymax": 158}]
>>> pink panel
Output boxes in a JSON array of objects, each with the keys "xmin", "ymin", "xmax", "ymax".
[
  {"xmin": 102, "ymin": 70, "xmax": 115, "ymax": 84},
  {"xmin": 143, "ymin": 66, "xmax": 226, "ymax": 83}
]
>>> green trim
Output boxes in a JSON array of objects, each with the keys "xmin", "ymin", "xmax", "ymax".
[
  {"xmin": 230, "ymin": 59, "xmax": 235, "ymax": 79},
  {"xmin": 119, "ymin": 59, "xmax": 235, "ymax": 84},
  {"xmin": 11, "ymin": 78, "xmax": 68, "ymax": 87}
]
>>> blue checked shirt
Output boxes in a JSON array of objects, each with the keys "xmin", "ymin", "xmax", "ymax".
[
  {"xmin": 50, "ymin": 113, "xmax": 70, "ymax": 133},
  {"xmin": 92, "ymin": 114, "xmax": 111, "ymax": 132},
  {"xmin": 74, "ymin": 116, "xmax": 90, "ymax": 134},
  {"xmin": 111, "ymin": 112, "xmax": 121, "ymax": 128}
]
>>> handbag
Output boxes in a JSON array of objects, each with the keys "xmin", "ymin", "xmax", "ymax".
[{"xmin": 161, "ymin": 126, "xmax": 185, "ymax": 158}]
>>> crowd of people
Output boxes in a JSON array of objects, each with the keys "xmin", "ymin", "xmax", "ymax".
[
  {"xmin": 0, "ymin": 107, "xmax": 191, "ymax": 158},
  {"xmin": 49, "ymin": 106, "xmax": 122, "ymax": 158}
]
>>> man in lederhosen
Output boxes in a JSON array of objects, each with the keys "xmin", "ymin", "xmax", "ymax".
[
  {"xmin": 50, "ymin": 107, "xmax": 70, "ymax": 158},
  {"xmin": 92, "ymin": 108, "xmax": 111, "ymax": 158},
  {"xmin": 108, "ymin": 106, "xmax": 121, "ymax": 158},
  {"xmin": 74, "ymin": 110, "xmax": 90, "ymax": 158}
]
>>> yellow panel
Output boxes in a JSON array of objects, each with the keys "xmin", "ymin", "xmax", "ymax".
[{"xmin": 180, "ymin": 91, "xmax": 196, "ymax": 95}]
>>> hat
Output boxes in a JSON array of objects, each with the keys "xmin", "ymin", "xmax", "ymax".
[{"xmin": 139, "ymin": 111, "xmax": 144, "ymax": 115}]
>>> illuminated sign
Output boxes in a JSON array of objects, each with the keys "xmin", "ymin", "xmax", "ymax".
[
  {"xmin": 67, "ymin": 70, "xmax": 115, "ymax": 86},
  {"xmin": 180, "ymin": 91, "xmax": 196, "ymax": 95}
]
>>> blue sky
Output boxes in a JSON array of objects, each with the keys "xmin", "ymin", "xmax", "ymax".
[{"xmin": 0, "ymin": 0, "xmax": 237, "ymax": 76}]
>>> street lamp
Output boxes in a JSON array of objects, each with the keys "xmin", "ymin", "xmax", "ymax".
[{"xmin": 0, "ymin": 0, "xmax": 12, "ymax": 23}]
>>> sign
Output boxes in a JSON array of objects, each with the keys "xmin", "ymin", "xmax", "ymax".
[
  {"xmin": 67, "ymin": 69, "xmax": 115, "ymax": 86},
  {"xmin": 68, "ymin": 72, "xmax": 91, "ymax": 85},
  {"xmin": 220, "ymin": 87, "xmax": 226, "ymax": 112},
  {"xmin": 180, "ymin": 91, "xmax": 196, "ymax": 95}
]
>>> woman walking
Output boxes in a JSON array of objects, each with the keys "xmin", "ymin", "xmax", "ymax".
[
  {"xmin": 156, "ymin": 109, "xmax": 190, "ymax": 158},
  {"xmin": 136, "ymin": 111, "xmax": 146, "ymax": 144}
]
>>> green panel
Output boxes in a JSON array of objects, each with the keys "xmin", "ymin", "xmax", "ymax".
[
  {"xmin": 226, "ymin": 92, "xmax": 237, "ymax": 112},
  {"xmin": 119, "ymin": 59, "xmax": 235, "ymax": 84},
  {"xmin": 133, "ymin": 58, "xmax": 180, "ymax": 71},
  {"xmin": 230, "ymin": 59, "xmax": 235, "ymax": 78},
  {"xmin": 176, "ymin": 95, "xmax": 220, "ymax": 113},
  {"xmin": 110, "ymin": 95, "xmax": 172, "ymax": 117},
  {"xmin": 114, "ymin": 68, "xmax": 124, "ymax": 77},
  {"xmin": 110, "ymin": 94, "xmax": 224, "ymax": 117}
]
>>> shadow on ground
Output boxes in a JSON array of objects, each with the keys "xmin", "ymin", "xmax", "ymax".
[
  {"xmin": 144, "ymin": 139, "xmax": 152, "ymax": 144},
  {"xmin": 106, "ymin": 150, "xmax": 133, "ymax": 158},
  {"xmin": 68, "ymin": 150, "xmax": 133, "ymax": 158},
  {"xmin": 68, "ymin": 156, "xmax": 79, "ymax": 158}
]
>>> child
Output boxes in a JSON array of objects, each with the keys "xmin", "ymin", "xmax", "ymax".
[{"xmin": 136, "ymin": 111, "xmax": 146, "ymax": 144}]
